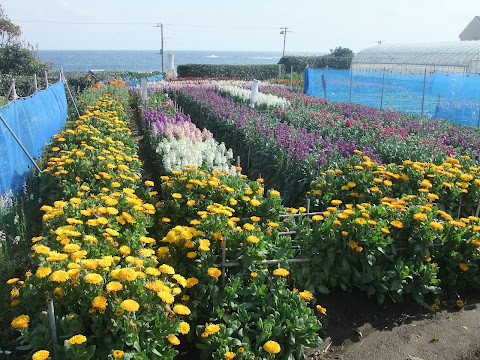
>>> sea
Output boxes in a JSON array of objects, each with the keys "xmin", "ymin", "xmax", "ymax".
[{"xmin": 37, "ymin": 50, "xmax": 319, "ymax": 74}]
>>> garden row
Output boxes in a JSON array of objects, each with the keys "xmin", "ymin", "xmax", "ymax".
[{"xmin": 8, "ymin": 81, "xmax": 193, "ymax": 360}]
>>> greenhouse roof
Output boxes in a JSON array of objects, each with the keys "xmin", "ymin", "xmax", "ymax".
[{"xmin": 352, "ymin": 42, "xmax": 480, "ymax": 68}]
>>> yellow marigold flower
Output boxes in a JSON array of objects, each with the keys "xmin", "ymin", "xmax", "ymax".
[
  {"xmin": 145, "ymin": 267, "xmax": 161, "ymax": 276},
  {"xmin": 121, "ymin": 299, "xmax": 139, "ymax": 312},
  {"xmin": 384, "ymin": 180, "xmax": 393, "ymax": 186},
  {"xmin": 11, "ymin": 314, "xmax": 29, "ymax": 329},
  {"xmin": 240, "ymin": 223, "xmax": 254, "ymax": 231},
  {"xmin": 459, "ymin": 263, "xmax": 469, "ymax": 271},
  {"xmin": 430, "ymin": 222, "xmax": 444, "ymax": 230},
  {"xmin": 250, "ymin": 199, "xmax": 261, "ymax": 206},
  {"xmin": 426, "ymin": 193, "xmax": 439, "ymax": 200},
  {"xmin": 316, "ymin": 305, "xmax": 327, "ymax": 315},
  {"xmin": 92, "ymin": 296, "xmax": 108, "ymax": 311},
  {"xmin": 413, "ymin": 213, "xmax": 427, "ymax": 221},
  {"xmin": 299, "ymin": 290, "xmax": 314, "ymax": 301},
  {"xmin": 331, "ymin": 200, "xmax": 342, "ymax": 206},
  {"xmin": 63, "ymin": 243, "xmax": 81, "ymax": 253},
  {"xmin": 36, "ymin": 267, "xmax": 52, "ymax": 278},
  {"xmin": 247, "ymin": 235, "xmax": 260, "ymax": 243},
  {"xmin": 187, "ymin": 251, "xmax": 197, "ymax": 259},
  {"xmin": 333, "ymin": 220, "xmax": 341, "ymax": 226},
  {"xmin": 250, "ymin": 272, "xmax": 258, "ymax": 278},
  {"xmin": 32, "ymin": 350, "xmax": 50, "ymax": 360},
  {"xmin": 173, "ymin": 304, "xmax": 191, "ymax": 315},
  {"xmin": 113, "ymin": 350, "xmax": 124, "ymax": 358},
  {"xmin": 272, "ymin": 268, "xmax": 290, "ymax": 277},
  {"xmin": 457, "ymin": 299, "xmax": 464, "ymax": 309},
  {"xmin": 205, "ymin": 324, "xmax": 220, "ymax": 335},
  {"xmin": 173, "ymin": 274, "xmax": 187, "ymax": 287},
  {"xmin": 84, "ymin": 273, "xmax": 103, "ymax": 284},
  {"xmin": 224, "ymin": 351, "xmax": 236, "ymax": 359},
  {"xmin": 186, "ymin": 277, "xmax": 199, "ymax": 288},
  {"xmin": 11, "ymin": 299, "xmax": 21, "ymax": 307},
  {"xmin": 158, "ymin": 290, "xmax": 175, "ymax": 303},
  {"xmin": 7, "ymin": 278, "xmax": 19, "ymax": 285},
  {"xmin": 172, "ymin": 193, "xmax": 182, "ymax": 199},
  {"xmin": 106, "ymin": 281, "xmax": 123, "ymax": 292},
  {"xmin": 355, "ymin": 218, "xmax": 366, "ymax": 225},
  {"xmin": 471, "ymin": 240, "xmax": 480, "ymax": 247},
  {"xmin": 270, "ymin": 190, "xmax": 280, "ymax": 197},
  {"xmin": 159, "ymin": 264, "xmax": 175, "ymax": 274},
  {"xmin": 190, "ymin": 219, "xmax": 201, "ymax": 225},
  {"xmin": 50, "ymin": 270, "xmax": 69, "ymax": 283},
  {"xmin": 391, "ymin": 220, "xmax": 403, "ymax": 229},
  {"xmin": 207, "ymin": 267, "xmax": 222, "ymax": 278},
  {"xmin": 168, "ymin": 334, "xmax": 180, "ymax": 345},
  {"xmin": 118, "ymin": 246, "xmax": 131, "ymax": 255},
  {"xmin": 68, "ymin": 334, "xmax": 87, "ymax": 345},
  {"xmin": 381, "ymin": 228, "xmax": 390, "ymax": 234},
  {"xmin": 250, "ymin": 216, "xmax": 261, "ymax": 222},
  {"xmin": 179, "ymin": 321, "xmax": 190, "ymax": 335},
  {"xmin": 263, "ymin": 340, "xmax": 281, "ymax": 354}
]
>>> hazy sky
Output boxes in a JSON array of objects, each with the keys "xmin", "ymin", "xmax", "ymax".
[{"xmin": 2, "ymin": 0, "xmax": 479, "ymax": 53}]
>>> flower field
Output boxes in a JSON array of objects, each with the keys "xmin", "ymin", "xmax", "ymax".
[{"xmin": 3, "ymin": 76, "xmax": 480, "ymax": 359}]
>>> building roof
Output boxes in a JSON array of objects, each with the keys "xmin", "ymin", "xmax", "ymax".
[
  {"xmin": 459, "ymin": 16, "xmax": 480, "ymax": 41},
  {"xmin": 352, "ymin": 42, "xmax": 480, "ymax": 68}
]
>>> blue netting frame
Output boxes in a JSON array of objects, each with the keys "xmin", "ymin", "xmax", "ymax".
[
  {"xmin": 0, "ymin": 80, "xmax": 67, "ymax": 195},
  {"xmin": 304, "ymin": 68, "xmax": 480, "ymax": 127}
]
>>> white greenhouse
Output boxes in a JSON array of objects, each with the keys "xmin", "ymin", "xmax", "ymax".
[{"xmin": 351, "ymin": 42, "xmax": 480, "ymax": 74}]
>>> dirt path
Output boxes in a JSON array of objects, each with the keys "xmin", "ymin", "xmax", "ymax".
[{"xmin": 307, "ymin": 290, "xmax": 480, "ymax": 360}]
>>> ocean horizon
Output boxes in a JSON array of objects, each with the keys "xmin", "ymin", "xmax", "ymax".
[{"xmin": 38, "ymin": 50, "xmax": 321, "ymax": 73}]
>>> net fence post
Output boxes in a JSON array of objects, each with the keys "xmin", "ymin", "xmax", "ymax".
[
  {"xmin": 349, "ymin": 66, "xmax": 353, "ymax": 103},
  {"xmin": 477, "ymin": 107, "xmax": 480, "ymax": 128},
  {"xmin": 33, "ymin": 74, "xmax": 38, "ymax": 93},
  {"xmin": 61, "ymin": 68, "xmax": 80, "ymax": 118},
  {"xmin": 421, "ymin": 68, "xmax": 427, "ymax": 117},
  {"xmin": 44, "ymin": 70, "xmax": 49, "ymax": 89},
  {"xmin": 380, "ymin": 67, "xmax": 385, "ymax": 110}
]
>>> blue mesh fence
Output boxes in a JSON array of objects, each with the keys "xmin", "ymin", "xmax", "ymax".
[
  {"xmin": 0, "ymin": 81, "xmax": 67, "ymax": 195},
  {"xmin": 304, "ymin": 68, "xmax": 480, "ymax": 127}
]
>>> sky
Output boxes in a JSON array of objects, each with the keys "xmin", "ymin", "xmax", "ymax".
[{"xmin": 2, "ymin": 0, "xmax": 479, "ymax": 54}]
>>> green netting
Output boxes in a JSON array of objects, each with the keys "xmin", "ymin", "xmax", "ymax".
[
  {"xmin": 304, "ymin": 68, "xmax": 480, "ymax": 127},
  {"xmin": 0, "ymin": 81, "xmax": 67, "ymax": 195}
]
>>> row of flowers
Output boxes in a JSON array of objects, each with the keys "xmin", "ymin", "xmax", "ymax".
[
  {"xmin": 7, "ymin": 82, "xmax": 193, "ymax": 359},
  {"xmin": 216, "ymin": 84, "xmax": 288, "ymax": 110},
  {"xmin": 133, "ymin": 87, "xmax": 324, "ymax": 359},
  {"xmin": 169, "ymin": 81, "xmax": 480, "ymax": 206}
]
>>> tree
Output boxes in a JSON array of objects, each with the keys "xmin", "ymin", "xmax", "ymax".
[{"xmin": 0, "ymin": 5, "xmax": 21, "ymax": 47}]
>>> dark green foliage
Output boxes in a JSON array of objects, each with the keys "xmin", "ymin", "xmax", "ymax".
[
  {"xmin": 177, "ymin": 64, "xmax": 283, "ymax": 80},
  {"xmin": 279, "ymin": 46, "xmax": 354, "ymax": 72}
]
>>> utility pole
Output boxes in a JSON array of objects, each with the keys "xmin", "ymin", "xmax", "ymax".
[
  {"xmin": 280, "ymin": 27, "xmax": 291, "ymax": 57},
  {"xmin": 154, "ymin": 23, "xmax": 164, "ymax": 72}
]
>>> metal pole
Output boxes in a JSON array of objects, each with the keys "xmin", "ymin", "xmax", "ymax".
[
  {"xmin": 47, "ymin": 299, "xmax": 59, "ymax": 360},
  {"xmin": 236, "ymin": 155, "xmax": 240, "ymax": 167},
  {"xmin": 161, "ymin": 24, "xmax": 164, "ymax": 73},
  {"xmin": 477, "ymin": 107, "xmax": 480, "ymax": 128},
  {"xmin": 44, "ymin": 70, "xmax": 49, "ymax": 89},
  {"xmin": 221, "ymin": 236, "xmax": 226, "ymax": 286},
  {"xmin": 282, "ymin": 27, "xmax": 287, "ymax": 57},
  {"xmin": 290, "ymin": 65, "xmax": 293, "ymax": 88},
  {"xmin": 5, "ymin": 80, "xmax": 15, "ymax": 101},
  {"xmin": 61, "ymin": 69, "xmax": 80, "ymax": 118},
  {"xmin": 0, "ymin": 113, "xmax": 41, "ymax": 173},
  {"xmin": 421, "ymin": 68, "xmax": 427, "ymax": 117},
  {"xmin": 380, "ymin": 67, "xmax": 386, "ymax": 110},
  {"xmin": 349, "ymin": 66, "xmax": 353, "ymax": 102}
]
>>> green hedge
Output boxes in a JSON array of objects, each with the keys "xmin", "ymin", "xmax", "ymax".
[
  {"xmin": 177, "ymin": 64, "xmax": 284, "ymax": 80},
  {"xmin": 279, "ymin": 55, "xmax": 353, "ymax": 72}
]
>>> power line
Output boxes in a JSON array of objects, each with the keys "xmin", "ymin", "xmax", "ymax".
[{"xmin": 12, "ymin": 19, "xmax": 280, "ymax": 30}]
